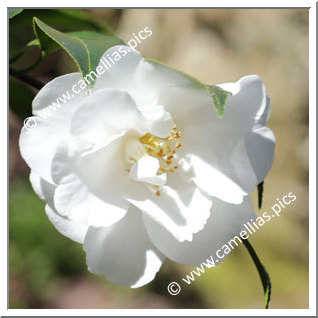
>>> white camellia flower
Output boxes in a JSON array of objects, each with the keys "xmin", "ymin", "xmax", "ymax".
[{"xmin": 19, "ymin": 45, "xmax": 275, "ymax": 288}]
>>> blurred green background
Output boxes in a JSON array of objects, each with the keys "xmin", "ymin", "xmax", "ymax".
[{"xmin": 9, "ymin": 8, "xmax": 309, "ymax": 309}]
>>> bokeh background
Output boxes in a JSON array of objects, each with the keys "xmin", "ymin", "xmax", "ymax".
[{"xmin": 9, "ymin": 8, "xmax": 309, "ymax": 309}]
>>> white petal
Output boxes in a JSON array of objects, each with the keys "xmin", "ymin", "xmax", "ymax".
[
  {"xmin": 70, "ymin": 88, "xmax": 173, "ymax": 148},
  {"xmin": 190, "ymin": 154, "xmax": 247, "ymax": 204},
  {"xmin": 143, "ymin": 196, "xmax": 256, "ymax": 266},
  {"xmin": 94, "ymin": 46, "xmax": 186, "ymax": 111},
  {"xmin": 158, "ymin": 84, "xmax": 218, "ymax": 131},
  {"xmin": 51, "ymin": 139, "xmax": 129, "ymax": 227},
  {"xmin": 29, "ymin": 170, "xmax": 55, "ymax": 206},
  {"xmin": 256, "ymin": 95, "xmax": 271, "ymax": 127},
  {"xmin": 45, "ymin": 204, "xmax": 88, "ymax": 244},
  {"xmin": 125, "ymin": 176, "xmax": 212, "ymax": 242},
  {"xmin": 159, "ymin": 75, "xmax": 268, "ymax": 137},
  {"xmin": 19, "ymin": 73, "xmax": 87, "ymax": 183},
  {"xmin": 29, "ymin": 171, "xmax": 88, "ymax": 243},
  {"xmin": 134, "ymin": 58, "xmax": 216, "ymax": 125},
  {"xmin": 136, "ymin": 59, "xmax": 193, "ymax": 96},
  {"xmin": 83, "ymin": 205, "xmax": 165, "ymax": 288},
  {"xmin": 218, "ymin": 75, "xmax": 268, "ymax": 130},
  {"xmin": 129, "ymin": 156, "xmax": 166, "ymax": 186},
  {"xmin": 70, "ymin": 88, "xmax": 146, "ymax": 146},
  {"xmin": 32, "ymin": 72, "xmax": 85, "ymax": 115},
  {"xmin": 140, "ymin": 104, "xmax": 175, "ymax": 138},
  {"xmin": 93, "ymin": 46, "xmax": 143, "ymax": 94},
  {"xmin": 245, "ymin": 126, "xmax": 275, "ymax": 183}
]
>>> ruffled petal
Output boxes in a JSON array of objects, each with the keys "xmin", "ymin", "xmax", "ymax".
[
  {"xmin": 83, "ymin": 205, "xmax": 165, "ymax": 288},
  {"xmin": 218, "ymin": 75, "xmax": 268, "ymax": 130},
  {"xmin": 29, "ymin": 170, "xmax": 55, "ymax": 206},
  {"xmin": 93, "ymin": 46, "xmax": 143, "ymax": 94},
  {"xmin": 190, "ymin": 154, "xmax": 247, "ymax": 204},
  {"xmin": 51, "ymin": 139, "xmax": 129, "ymax": 227},
  {"xmin": 71, "ymin": 88, "xmax": 146, "ymax": 146},
  {"xmin": 31, "ymin": 72, "xmax": 85, "ymax": 115},
  {"xmin": 71, "ymin": 88, "xmax": 174, "ymax": 148},
  {"xmin": 19, "ymin": 73, "xmax": 87, "ymax": 183},
  {"xmin": 125, "ymin": 174, "xmax": 212, "ymax": 242},
  {"xmin": 129, "ymin": 155, "xmax": 167, "ymax": 187},
  {"xmin": 45, "ymin": 204, "xmax": 88, "ymax": 244},
  {"xmin": 143, "ymin": 196, "xmax": 256, "ymax": 266},
  {"xmin": 245, "ymin": 126, "xmax": 275, "ymax": 184},
  {"xmin": 175, "ymin": 75, "xmax": 272, "ymax": 198},
  {"xmin": 29, "ymin": 171, "xmax": 88, "ymax": 243}
]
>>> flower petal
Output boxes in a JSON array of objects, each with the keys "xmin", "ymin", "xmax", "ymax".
[
  {"xmin": 51, "ymin": 139, "xmax": 129, "ymax": 227},
  {"xmin": 245, "ymin": 126, "xmax": 276, "ymax": 184},
  {"xmin": 143, "ymin": 196, "xmax": 256, "ymax": 266},
  {"xmin": 178, "ymin": 76, "xmax": 271, "ymax": 198},
  {"xmin": 19, "ymin": 73, "xmax": 87, "ymax": 183},
  {"xmin": 45, "ymin": 204, "xmax": 88, "ymax": 244},
  {"xmin": 93, "ymin": 46, "xmax": 143, "ymax": 94},
  {"xmin": 71, "ymin": 88, "xmax": 145, "ymax": 146},
  {"xmin": 71, "ymin": 88, "xmax": 173, "ymax": 148},
  {"xmin": 29, "ymin": 170, "xmax": 55, "ymax": 206},
  {"xmin": 125, "ymin": 174, "xmax": 212, "ymax": 242},
  {"xmin": 29, "ymin": 171, "xmax": 88, "ymax": 243},
  {"xmin": 218, "ymin": 75, "xmax": 268, "ymax": 129},
  {"xmin": 139, "ymin": 104, "xmax": 175, "ymax": 138},
  {"xmin": 32, "ymin": 72, "xmax": 85, "ymax": 115},
  {"xmin": 190, "ymin": 154, "xmax": 247, "ymax": 204},
  {"xmin": 83, "ymin": 205, "xmax": 165, "ymax": 288},
  {"xmin": 129, "ymin": 155, "xmax": 167, "ymax": 186}
]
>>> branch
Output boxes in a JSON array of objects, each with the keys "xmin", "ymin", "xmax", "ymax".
[{"xmin": 9, "ymin": 66, "xmax": 44, "ymax": 90}]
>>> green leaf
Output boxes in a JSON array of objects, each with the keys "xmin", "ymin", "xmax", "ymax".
[
  {"xmin": 68, "ymin": 31, "xmax": 125, "ymax": 72},
  {"xmin": 243, "ymin": 239, "xmax": 271, "ymax": 309},
  {"xmin": 32, "ymin": 17, "xmax": 124, "ymax": 79},
  {"xmin": 146, "ymin": 58, "xmax": 232, "ymax": 118},
  {"xmin": 206, "ymin": 85, "xmax": 232, "ymax": 118},
  {"xmin": 9, "ymin": 9, "xmax": 108, "ymax": 64},
  {"xmin": 9, "ymin": 9, "xmax": 23, "ymax": 19}
]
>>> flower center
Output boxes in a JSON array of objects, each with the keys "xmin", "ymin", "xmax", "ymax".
[
  {"xmin": 139, "ymin": 125, "xmax": 182, "ymax": 175},
  {"xmin": 124, "ymin": 125, "xmax": 182, "ymax": 196}
]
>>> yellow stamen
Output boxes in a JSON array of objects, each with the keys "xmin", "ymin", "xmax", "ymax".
[
  {"xmin": 137, "ymin": 126, "xmax": 183, "ymax": 196},
  {"xmin": 175, "ymin": 131, "xmax": 182, "ymax": 138},
  {"xmin": 157, "ymin": 149, "xmax": 165, "ymax": 157}
]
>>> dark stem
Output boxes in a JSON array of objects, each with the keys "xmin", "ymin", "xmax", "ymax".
[
  {"xmin": 9, "ymin": 66, "xmax": 44, "ymax": 90},
  {"xmin": 257, "ymin": 181, "xmax": 264, "ymax": 209},
  {"xmin": 243, "ymin": 239, "xmax": 271, "ymax": 309}
]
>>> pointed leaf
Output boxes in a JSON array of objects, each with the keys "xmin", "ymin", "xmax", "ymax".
[
  {"xmin": 33, "ymin": 17, "xmax": 124, "ymax": 79},
  {"xmin": 206, "ymin": 85, "xmax": 232, "ymax": 118},
  {"xmin": 9, "ymin": 9, "xmax": 23, "ymax": 19}
]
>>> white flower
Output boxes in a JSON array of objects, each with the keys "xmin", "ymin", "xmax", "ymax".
[{"xmin": 19, "ymin": 46, "xmax": 275, "ymax": 288}]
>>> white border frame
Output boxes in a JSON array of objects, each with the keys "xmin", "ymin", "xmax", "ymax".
[{"xmin": 2, "ymin": 1, "xmax": 316, "ymax": 316}]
